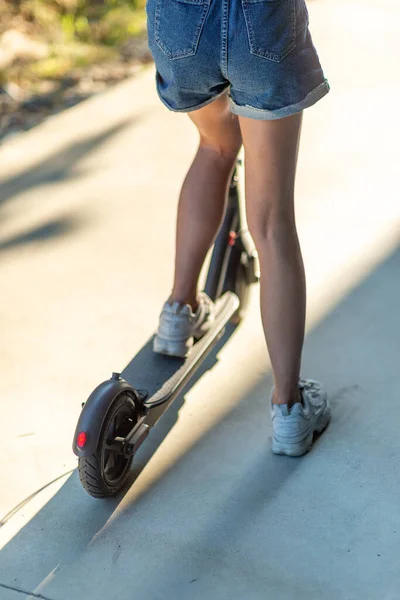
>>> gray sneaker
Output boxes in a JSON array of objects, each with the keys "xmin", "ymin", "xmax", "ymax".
[
  {"xmin": 271, "ymin": 378, "xmax": 330, "ymax": 457},
  {"xmin": 153, "ymin": 292, "xmax": 215, "ymax": 358}
]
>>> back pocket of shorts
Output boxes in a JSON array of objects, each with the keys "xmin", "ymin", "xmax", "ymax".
[
  {"xmin": 242, "ymin": 0, "xmax": 297, "ymax": 62},
  {"xmin": 154, "ymin": 0, "xmax": 211, "ymax": 60}
]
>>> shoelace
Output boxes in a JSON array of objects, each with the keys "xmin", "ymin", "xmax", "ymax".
[
  {"xmin": 299, "ymin": 379, "xmax": 320, "ymax": 399},
  {"xmin": 199, "ymin": 294, "xmax": 213, "ymax": 318}
]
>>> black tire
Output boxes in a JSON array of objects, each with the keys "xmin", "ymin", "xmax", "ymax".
[{"xmin": 78, "ymin": 393, "xmax": 138, "ymax": 498}]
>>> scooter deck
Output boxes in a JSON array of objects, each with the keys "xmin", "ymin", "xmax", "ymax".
[
  {"xmin": 122, "ymin": 291, "xmax": 239, "ymax": 410},
  {"xmin": 117, "ymin": 292, "xmax": 239, "ymax": 453},
  {"xmin": 73, "ymin": 292, "xmax": 239, "ymax": 458}
]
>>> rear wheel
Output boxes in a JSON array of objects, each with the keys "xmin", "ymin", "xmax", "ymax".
[{"xmin": 78, "ymin": 393, "xmax": 138, "ymax": 498}]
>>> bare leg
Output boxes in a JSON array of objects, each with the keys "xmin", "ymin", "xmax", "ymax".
[
  {"xmin": 238, "ymin": 113, "xmax": 305, "ymax": 407},
  {"xmin": 169, "ymin": 94, "xmax": 242, "ymax": 310}
]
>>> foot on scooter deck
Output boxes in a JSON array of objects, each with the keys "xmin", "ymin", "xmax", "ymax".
[
  {"xmin": 129, "ymin": 291, "xmax": 239, "ymax": 409},
  {"xmin": 73, "ymin": 292, "xmax": 239, "ymax": 461}
]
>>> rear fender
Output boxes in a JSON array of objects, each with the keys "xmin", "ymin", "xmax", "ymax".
[{"xmin": 72, "ymin": 374, "xmax": 141, "ymax": 457}]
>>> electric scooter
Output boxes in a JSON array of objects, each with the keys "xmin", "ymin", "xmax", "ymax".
[{"xmin": 72, "ymin": 150, "xmax": 260, "ymax": 498}]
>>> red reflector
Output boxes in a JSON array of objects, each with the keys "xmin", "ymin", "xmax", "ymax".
[
  {"xmin": 228, "ymin": 231, "xmax": 236, "ymax": 247},
  {"xmin": 77, "ymin": 431, "xmax": 87, "ymax": 448}
]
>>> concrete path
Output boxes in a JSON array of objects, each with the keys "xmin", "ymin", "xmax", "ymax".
[{"xmin": 0, "ymin": 0, "xmax": 399, "ymax": 598}]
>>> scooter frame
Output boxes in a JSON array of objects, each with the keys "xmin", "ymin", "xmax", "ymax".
[{"xmin": 72, "ymin": 149, "xmax": 260, "ymax": 498}]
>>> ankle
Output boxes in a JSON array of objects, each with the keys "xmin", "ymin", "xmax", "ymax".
[
  {"xmin": 272, "ymin": 389, "xmax": 301, "ymax": 409},
  {"xmin": 168, "ymin": 294, "xmax": 198, "ymax": 312}
]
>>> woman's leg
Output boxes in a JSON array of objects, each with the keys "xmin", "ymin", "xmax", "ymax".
[
  {"xmin": 167, "ymin": 98, "xmax": 305, "ymax": 410},
  {"xmin": 238, "ymin": 112, "xmax": 305, "ymax": 407},
  {"xmin": 169, "ymin": 94, "xmax": 242, "ymax": 309}
]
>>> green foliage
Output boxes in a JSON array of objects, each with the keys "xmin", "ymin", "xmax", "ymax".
[
  {"xmin": 91, "ymin": 6, "xmax": 146, "ymax": 45},
  {"xmin": 20, "ymin": 0, "xmax": 60, "ymax": 30},
  {"xmin": 3, "ymin": 0, "xmax": 148, "ymax": 85},
  {"xmin": 10, "ymin": 0, "xmax": 147, "ymax": 46},
  {"xmin": 28, "ymin": 43, "xmax": 116, "ymax": 79}
]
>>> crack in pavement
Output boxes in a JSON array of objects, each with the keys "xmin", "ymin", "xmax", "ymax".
[
  {"xmin": 0, "ymin": 469, "xmax": 75, "ymax": 528},
  {"xmin": 0, "ymin": 582, "xmax": 55, "ymax": 600}
]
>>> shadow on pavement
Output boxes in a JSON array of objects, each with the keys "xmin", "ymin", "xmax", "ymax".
[
  {"xmin": 0, "ymin": 322, "xmax": 239, "ymax": 596},
  {"xmin": 121, "ymin": 322, "xmax": 239, "ymax": 487},
  {"xmin": 0, "ymin": 116, "xmax": 141, "ymax": 254},
  {"xmin": 0, "ymin": 216, "xmax": 80, "ymax": 252},
  {"xmin": 0, "ymin": 245, "xmax": 399, "ymax": 600}
]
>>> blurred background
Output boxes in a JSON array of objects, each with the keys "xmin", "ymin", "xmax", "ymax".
[{"xmin": 0, "ymin": 0, "xmax": 152, "ymax": 142}]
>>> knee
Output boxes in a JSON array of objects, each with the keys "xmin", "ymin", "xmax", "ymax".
[
  {"xmin": 248, "ymin": 205, "xmax": 297, "ymax": 249},
  {"xmin": 199, "ymin": 138, "xmax": 242, "ymax": 165}
]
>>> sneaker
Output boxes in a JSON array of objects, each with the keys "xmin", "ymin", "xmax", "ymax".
[
  {"xmin": 153, "ymin": 292, "xmax": 215, "ymax": 358},
  {"xmin": 271, "ymin": 378, "xmax": 330, "ymax": 457}
]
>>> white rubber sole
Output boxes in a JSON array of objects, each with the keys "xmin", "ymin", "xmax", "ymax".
[
  {"xmin": 153, "ymin": 334, "xmax": 194, "ymax": 358},
  {"xmin": 272, "ymin": 408, "xmax": 331, "ymax": 457}
]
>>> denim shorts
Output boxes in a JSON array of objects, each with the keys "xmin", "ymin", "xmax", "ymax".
[{"xmin": 145, "ymin": 0, "xmax": 329, "ymax": 120}]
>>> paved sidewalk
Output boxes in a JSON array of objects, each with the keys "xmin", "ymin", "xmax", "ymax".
[{"xmin": 0, "ymin": 0, "xmax": 399, "ymax": 598}]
